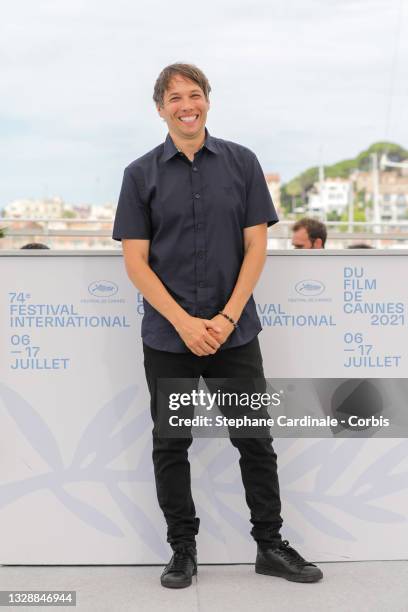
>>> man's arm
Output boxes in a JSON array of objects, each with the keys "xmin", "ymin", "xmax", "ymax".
[
  {"xmin": 121, "ymin": 239, "xmax": 221, "ymax": 356},
  {"xmin": 209, "ymin": 223, "xmax": 268, "ymax": 343}
]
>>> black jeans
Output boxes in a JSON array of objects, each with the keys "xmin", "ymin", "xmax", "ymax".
[{"xmin": 143, "ymin": 336, "xmax": 283, "ymax": 550}]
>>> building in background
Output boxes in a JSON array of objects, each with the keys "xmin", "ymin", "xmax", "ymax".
[
  {"xmin": 351, "ymin": 170, "xmax": 408, "ymax": 223},
  {"xmin": 265, "ymin": 173, "xmax": 281, "ymax": 215},
  {"xmin": 308, "ymin": 178, "xmax": 353, "ymax": 216},
  {"xmin": 90, "ymin": 203, "xmax": 116, "ymax": 220},
  {"xmin": 4, "ymin": 197, "xmax": 65, "ymax": 219},
  {"xmin": 1, "ymin": 198, "xmax": 116, "ymax": 250}
]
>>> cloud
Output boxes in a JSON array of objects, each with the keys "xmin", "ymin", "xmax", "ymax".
[{"xmin": 0, "ymin": 0, "xmax": 407, "ymax": 204}]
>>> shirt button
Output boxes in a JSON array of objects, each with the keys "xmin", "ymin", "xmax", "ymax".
[
  {"xmin": 194, "ymin": 193, "xmax": 200, "ymax": 199},
  {"xmin": 197, "ymin": 251, "xmax": 204, "ymax": 259},
  {"xmin": 192, "ymin": 166, "xmax": 198, "ymax": 172},
  {"xmin": 198, "ymin": 281, "xmax": 205, "ymax": 288}
]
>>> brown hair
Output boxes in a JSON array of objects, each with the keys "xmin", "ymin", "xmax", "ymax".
[
  {"xmin": 292, "ymin": 218, "xmax": 327, "ymax": 247},
  {"xmin": 153, "ymin": 63, "xmax": 211, "ymax": 107}
]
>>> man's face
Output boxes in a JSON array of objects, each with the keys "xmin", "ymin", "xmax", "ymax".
[
  {"xmin": 157, "ymin": 74, "xmax": 210, "ymax": 140},
  {"xmin": 292, "ymin": 227, "xmax": 323, "ymax": 249}
]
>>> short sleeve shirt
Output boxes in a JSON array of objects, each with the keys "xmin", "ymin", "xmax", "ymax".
[{"xmin": 112, "ymin": 129, "xmax": 278, "ymax": 352}]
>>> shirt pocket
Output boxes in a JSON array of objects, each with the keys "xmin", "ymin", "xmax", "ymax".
[{"xmin": 207, "ymin": 182, "xmax": 245, "ymax": 222}]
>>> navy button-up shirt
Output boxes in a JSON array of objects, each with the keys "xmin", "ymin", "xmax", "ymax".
[{"xmin": 112, "ymin": 129, "xmax": 278, "ymax": 352}]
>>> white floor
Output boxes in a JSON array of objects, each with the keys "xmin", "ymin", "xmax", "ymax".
[{"xmin": 0, "ymin": 562, "xmax": 407, "ymax": 612}]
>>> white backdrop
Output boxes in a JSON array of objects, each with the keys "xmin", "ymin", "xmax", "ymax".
[{"xmin": 0, "ymin": 251, "xmax": 407, "ymax": 564}]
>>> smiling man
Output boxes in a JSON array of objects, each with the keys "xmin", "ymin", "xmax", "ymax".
[{"xmin": 112, "ymin": 63, "xmax": 323, "ymax": 588}]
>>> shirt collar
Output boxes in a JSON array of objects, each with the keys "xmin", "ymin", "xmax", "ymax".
[{"xmin": 162, "ymin": 128, "xmax": 219, "ymax": 162}]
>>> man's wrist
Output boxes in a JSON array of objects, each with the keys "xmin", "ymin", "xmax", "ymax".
[
  {"xmin": 168, "ymin": 308, "xmax": 191, "ymax": 331},
  {"xmin": 218, "ymin": 310, "xmax": 239, "ymax": 329},
  {"xmin": 222, "ymin": 303, "xmax": 242, "ymax": 324}
]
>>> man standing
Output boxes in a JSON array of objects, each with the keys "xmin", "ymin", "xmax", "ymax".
[{"xmin": 112, "ymin": 63, "xmax": 323, "ymax": 587}]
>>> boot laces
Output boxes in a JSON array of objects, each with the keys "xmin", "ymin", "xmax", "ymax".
[{"xmin": 275, "ymin": 540, "xmax": 314, "ymax": 568}]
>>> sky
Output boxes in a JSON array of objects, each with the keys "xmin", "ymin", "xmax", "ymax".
[{"xmin": 1, "ymin": 0, "xmax": 407, "ymax": 206}]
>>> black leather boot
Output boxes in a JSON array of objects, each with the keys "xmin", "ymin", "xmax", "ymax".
[
  {"xmin": 255, "ymin": 540, "xmax": 323, "ymax": 583},
  {"xmin": 160, "ymin": 545, "xmax": 197, "ymax": 589}
]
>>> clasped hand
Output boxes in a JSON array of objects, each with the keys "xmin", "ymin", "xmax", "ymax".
[{"xmin": 176, "ymin": 313, "xmax": 235, "ymax": 357}]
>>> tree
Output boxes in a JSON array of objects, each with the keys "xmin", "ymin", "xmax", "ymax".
[
  {"xmin": 281, "ymin": 141, "xmax": 408, "ymax": 208},
  {"xmin": 62, "ymin": 210, "xmax": 76, "ymax": 219}
]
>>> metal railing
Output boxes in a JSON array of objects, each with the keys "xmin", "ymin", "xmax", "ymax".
[{"xmin": 2, "ymin": 218, "xmax": 408, "ymax": 249}]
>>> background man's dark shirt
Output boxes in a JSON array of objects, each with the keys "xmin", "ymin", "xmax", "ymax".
[{"xmin": 112, "ymin": 130, "xmax": 278, "ymax": 352}]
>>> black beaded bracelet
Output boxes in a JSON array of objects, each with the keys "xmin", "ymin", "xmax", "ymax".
[{"xmin": 218, "ymin": 311, "xmax": 239, "ymax": 329}]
